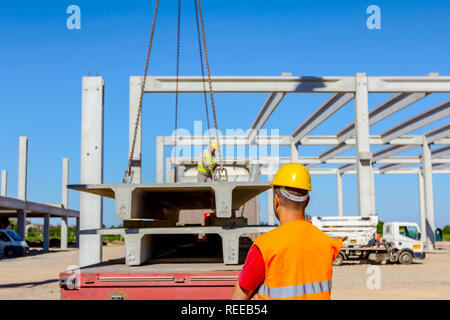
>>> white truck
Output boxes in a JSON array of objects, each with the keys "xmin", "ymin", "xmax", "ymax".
[{"xmin": 310, "ymin": 215, "xmax": 425, "ymax": 266}]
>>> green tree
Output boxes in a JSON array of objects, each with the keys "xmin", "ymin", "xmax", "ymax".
[{"xmin": 377, "ymin": 220, "xmax": 384, "ymax": 235}]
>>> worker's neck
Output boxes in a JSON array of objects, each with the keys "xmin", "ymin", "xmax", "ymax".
[{"xmin": 277, "ymin": 208, "xmax": 305, "ymax": 225}]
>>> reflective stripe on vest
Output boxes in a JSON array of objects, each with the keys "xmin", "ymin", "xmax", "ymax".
[
  {"xmin": 258, "ymin": 280, "xmax": 332, "ymax": 299},
  {"xmin": 197, "ymin": 150, "xmax": 216, "ymax": 175}
]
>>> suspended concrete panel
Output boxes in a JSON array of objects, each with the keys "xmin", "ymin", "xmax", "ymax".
[{"xmin": 68, "ymin": 182, "xmax": 271, "ymax": 221}]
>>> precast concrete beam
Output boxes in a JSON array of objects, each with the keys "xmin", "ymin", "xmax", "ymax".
[
  {"xmin": 141, "ymin": 76, "xmax": 357, "ymax": 93},
  {"xmin": 292, "ymin": 93, "xmax": 354, "ymax": 145},
  {"xmin": 69, "ymin": 182, "xmax": 271, "ymax": 221},
  {"xmin": 431, "ymin": 145, "xmax": 450, "ymax": 158},
  {"xmin": 248, "ymin": 92, "xmax": 286, "ymax": 144},
  {"xmin": 139, "ymin": 75, "xmax": 450, "ymax": 93},
  {"xmin": 97, "ymin": 225, "xmax": 275, "ymax": 265},
  {"xmin": 381, "ymin": 99, "xmax": 450, "ymax": 143},
  {"xmin": 337, "ymin": 93, "xmax": 428, "ymax": 143}
]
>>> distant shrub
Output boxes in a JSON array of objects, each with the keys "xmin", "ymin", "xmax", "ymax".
[{"xmin": 443, "ymin": 225, "xmax": 450, "ymax": 234}]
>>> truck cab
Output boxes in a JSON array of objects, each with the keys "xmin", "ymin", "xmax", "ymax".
[
  {"xmin": 0, "ymin": 229, "xmax": 29, "ymax": 257},
  {"xmin": 382, "ymin": 222, "xmax": 425, "ymax": 264}
]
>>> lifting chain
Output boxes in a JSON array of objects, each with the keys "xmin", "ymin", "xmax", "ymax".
[
  {"xmin": 197, "ymin": 0, "xmax": 227, "ymax": 181},
  {"xmin": 123, "ymin": 0, "xmax": 160, "ymax": 184},
  {"xmin": 173, "ymin": 0, "xmax": 182, "ymax": 170}
]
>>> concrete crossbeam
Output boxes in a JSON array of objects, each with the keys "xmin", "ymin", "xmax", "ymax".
[
  {"xmin": 160, "ymin": 135, "xmax": 431, "ymax": 146},
  {"xmin": 137, "ymin": 75, "xmax": 450, "ymax": 93},
  {"xmin": 140, "ymin": 76, "xmax": 357, "ymax": 93},
  {"xmin": 431, "ymin": 145, "xmax": 450, "ymax": 158},
  {"xmin": 0, "ymin": 196, "xmax": 79, "ymax": 217},
  {"xmin": 248, "ymin": 92, "xmax": 286, "ymax": 144},
  {"xmin": 292, "ymin": 93, "xmax": 354, "ymax": 145},
  {"xmin": 381, "ymin": 99, "xmax": 450, "ymax": 143},
  {"xmin": 337, "ymin": 93, "xmax": 428, "ymax": 143}
]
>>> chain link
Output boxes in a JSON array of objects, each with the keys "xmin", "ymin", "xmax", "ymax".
[
  {"xmin": 197, "ymin": 0, "xmax": 224, "ymax": 173},
  {"xmin": 124, "ymin": 0, "xmax": 159, "ymax": 183}
]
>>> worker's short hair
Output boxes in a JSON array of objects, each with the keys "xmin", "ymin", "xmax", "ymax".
[{"xmin": 274, "ymin": 186, "xmax": 309, "ymax": 210}]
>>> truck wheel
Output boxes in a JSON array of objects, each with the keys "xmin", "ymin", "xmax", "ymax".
[
  {"xmin": 333, "ymin": 253, "xmax": 344, "ymax": 266},
  {"xmin": 398, "ymin": 251, "xmax": 413, "ymax": 265}
]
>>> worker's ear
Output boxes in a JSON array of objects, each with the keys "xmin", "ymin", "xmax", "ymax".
[
  {"xmin": 304, "ymin": 196, "xmax": 310, "ymax": 209},
  {"xmin": 273, "ymin": 192, "xmax": 280, "ymax": 213}
]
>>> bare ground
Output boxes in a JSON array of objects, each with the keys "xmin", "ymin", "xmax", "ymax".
[{"xmin": 0, "ymin": 243, "xmax": 449, "ymax": 300}]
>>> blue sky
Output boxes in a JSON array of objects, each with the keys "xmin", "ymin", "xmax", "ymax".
[{"xmin": 0, "ymin": 0, "xmax": 449, "ymax": 229}]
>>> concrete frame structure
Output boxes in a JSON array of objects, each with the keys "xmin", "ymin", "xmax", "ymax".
[
  {"xmin": 0, "ymin": 138, "xmax": 79, "ymax": 253},
  {"xmin": 139, "ymin": 73, "xmax": 449, "ymax": 251},
  {"xmin": 75, "ymin": 73, "xmax": 449, "ymax": 265}
]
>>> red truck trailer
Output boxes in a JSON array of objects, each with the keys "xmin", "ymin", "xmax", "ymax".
[
  {"xmin": 60, "ymin": 234, "xmax": 250, "ymax": 300},
  {"xmin": 60, "ymin": 261, "xmax": 241, "ymax": 300}
]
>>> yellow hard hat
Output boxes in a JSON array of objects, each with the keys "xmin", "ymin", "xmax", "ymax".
[
  {"xmin": 270, "ymin": 163, "xmax": 312, "ymax": 191},
  {"xmin": 210, "ymin": 141, "xmax": 218, "ymax": 149}
]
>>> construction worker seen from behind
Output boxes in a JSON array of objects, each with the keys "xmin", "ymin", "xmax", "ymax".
[
  {"xmin": 197, "ymin": 142, "xmax": 218, "ymax": 182},
  {"xmin": 231, "ymin": 163, "xmax": 344, "ymax": 300}
]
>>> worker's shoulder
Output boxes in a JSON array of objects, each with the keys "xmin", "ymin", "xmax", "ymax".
[{"xmin": 253, "ymin": 225, "xmax": 282, "ymax": 244}]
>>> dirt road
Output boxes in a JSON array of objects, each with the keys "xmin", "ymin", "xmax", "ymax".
[{"xmin": 1, "ymin": 244, "xmax": 449, "ymax": 300}]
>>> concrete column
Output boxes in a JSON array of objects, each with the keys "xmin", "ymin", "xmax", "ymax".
[
  {"xmin": 354, "ymin": 73, "xmax": 373, "ymax": 217},
  {"xmin": 175, "ymin": 166, "xmax": 185, "ymax": 183},
  {"xmin": 370, "ymin": 165, "xmax": 376, "ymax": 214},
  {"xmin": 80, "ymin": 77, "xmax": 104, "ymax": 266},
  {"xmin": 290, "ymin": 140, "xmax": 299, "ymax": 163},
  {"xmin": 43, "ymin": 213, "xmax": 50, "ymax": 253},
  {"xmin": 165, "ymin": 158, "xmax": 174, "ymax": 183},
  {"xmin": 17, "ymin": 136, "xmax": 28, "ymax": 239},
  {"xmin": 267, "ymin": 162, "xmax": 275, "ymax": 225},
  {"xmin": 17, "ymin": 136, "xmax": 28, "ymax": 201},
  {"xmin": 61, "ymin": 158, "xmax": 69, "ymax": 249},
  {"xmin": 422, "ymin": 143, "xmax": 435, "ymax": 249},
  {"xmin": 417, "ymin": 172, "xmax": 427, "ymax": 244},
  {"xmin": 129, "ymin": 77, "xmax": 142, "ymax": 183},
  {"xmin": 250, "ymin": 164, "xmax": 261, "ymax": 225},
  {"xmin": 1, "ymin": 170, "xmax": 7, "ymax": 196},
  {"xmin": 156, "ymin": 136, "xmax": 164, "ymax": 183},
  {"xmin": 336, "ymin": 172, "xmax": 343, "ymax": 217},
  {"xmin": 75, "ymin": 217, "xmax": 80, "ymax": 248}
]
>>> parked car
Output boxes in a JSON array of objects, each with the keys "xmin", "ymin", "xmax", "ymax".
[{"xmin": 0, "ymin": 229, "xmax": 30, "ymax": 257}]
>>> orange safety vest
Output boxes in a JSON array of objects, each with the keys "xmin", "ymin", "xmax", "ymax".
[{"xmin": 253, "ymin": 220, "xmax": 342, "ymax": 300}]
